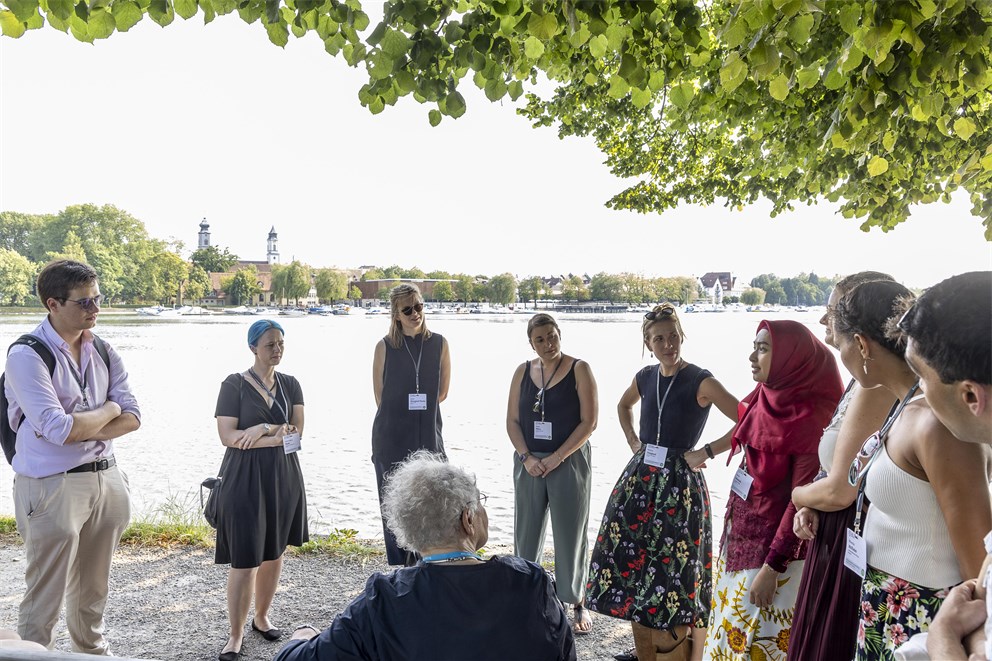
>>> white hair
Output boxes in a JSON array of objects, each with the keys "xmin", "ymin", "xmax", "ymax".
[{"xmin": 382, "ymin": 451, "xmax": 482, "ymax": 552}]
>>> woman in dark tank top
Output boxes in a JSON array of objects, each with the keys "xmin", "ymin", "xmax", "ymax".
[
  {"xmin": 371, "ymin": 283, "xmax": 451, "ymax": 566},
  {"xmin": 506, "ymin": 313, "xmax": 599, "ymax": 636}
]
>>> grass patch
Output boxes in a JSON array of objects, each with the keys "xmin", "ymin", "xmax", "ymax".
[
  {"xmin": 291, "ymin": 528, "xmax": 382, "ymax": 561},
  {"xmin": 119, "ymin": 491, "xmax": 214, "ymax": 549},
  {"xmin": 0, "ymin": 515, "xmax": 18, "ymax": 538}
]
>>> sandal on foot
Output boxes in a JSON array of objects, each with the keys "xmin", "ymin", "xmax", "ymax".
[
  {"xmin": 613, "ymin": 648, "xmax": 637, "ymax": 661},
  {"xmin": 572, "ymin": 604, "xmax": 593, "ymax": 636}
]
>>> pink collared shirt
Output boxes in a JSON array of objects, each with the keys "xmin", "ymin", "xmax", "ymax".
[{"xmin": 4, "ymin": 317, "xmax": 141, "ymax": 478}]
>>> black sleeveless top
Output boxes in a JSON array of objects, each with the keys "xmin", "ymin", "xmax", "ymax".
[
  {"xmin": 635, "ymin": 362, "xmax": 713, "ymax": 450},
  {"xmin": 517, "ymin": 359, "xmax": 582, "ymax": 454},
  {"xmin": 371, "ymin": 332, "xmax": 444, "ymax": 462}
]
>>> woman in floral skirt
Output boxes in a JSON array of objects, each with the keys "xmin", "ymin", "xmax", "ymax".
[
  {"xmin": 585, "ymin": 304, "xmax": 738, "ymax": 661},
  {"xmin": 703, "ymin": 320, "xmax": 842, "ymax": 661}
]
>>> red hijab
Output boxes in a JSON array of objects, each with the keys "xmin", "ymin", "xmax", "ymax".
[{"xmin": 730, "ymin": 320, "xmax": 843, "ymax": 457}]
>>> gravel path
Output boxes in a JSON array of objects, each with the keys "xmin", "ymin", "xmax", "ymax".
[{"xmin": 0, "ymin": 540, "xmax": 633, "ymax": 660}]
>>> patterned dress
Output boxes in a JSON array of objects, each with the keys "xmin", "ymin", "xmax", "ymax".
[
  {"xmin": 855, "ymin": 568, "xmax": 950, "ymax": 661},
  {"xmin": 585, "ymin": 363, "xmax": 714, "ymax": 631}
]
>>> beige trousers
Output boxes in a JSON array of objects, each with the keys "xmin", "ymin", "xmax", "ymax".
[{"xmin": 13, "ymin": 466, "xmax": 130, "ymax": 654}]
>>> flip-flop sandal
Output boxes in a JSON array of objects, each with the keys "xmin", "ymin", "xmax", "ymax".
[{"xmin": 572, "ymin": 604, "xmax": 593, "ymax": 636}]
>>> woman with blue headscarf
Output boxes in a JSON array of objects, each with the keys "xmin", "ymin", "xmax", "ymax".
[{"xmin": 213, "ymin": 319, "xmax": 308, "ymax": 661}]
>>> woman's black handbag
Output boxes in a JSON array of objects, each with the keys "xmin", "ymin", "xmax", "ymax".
[{"xmin": 200, "ymin": 476, "xmax": 222, "ymax": 528}]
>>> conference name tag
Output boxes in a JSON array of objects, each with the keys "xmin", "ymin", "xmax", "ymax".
[
  {"xmin": 643, "ymin": 444, "xmax": 668, "ymax": 467},
  {"xmin": 533, "ymin": 421, "xmax": 553, "ymax": 441},
  {"xmin": 731, "ymin": 468, "xmax": 753, "ymax": 500},
  {"xmin": 282, "ymin": 431, "xmax": 301, "ymax": 454},
  {"xmin": 408, "ymin": 393, "xmax": 427, "ymax": 411},
  {"xmin": 844, "ymin": 528, "xmax": 867, "ymax": 578}
]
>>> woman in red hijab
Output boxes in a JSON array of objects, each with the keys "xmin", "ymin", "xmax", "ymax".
[{"xmin": 703, "ymin": 320, "xmax": 842, "ymax": 661}]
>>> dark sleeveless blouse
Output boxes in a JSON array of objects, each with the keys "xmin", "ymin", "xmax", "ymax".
[
  {"xmin": 371, "ymin": 332, "xmax": 444, "ymax": 462},
  {"xmin": 517, "ymin": 359, "xmax": 582, "ymax": 454},
  {"xmin": 635, "ymin": 363, "xmax": 713, "ymax": 449}
]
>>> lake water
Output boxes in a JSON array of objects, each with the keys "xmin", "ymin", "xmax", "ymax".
[{"xmin": 0, "ymin": 309, "xmax": 830, "ymax": 548}]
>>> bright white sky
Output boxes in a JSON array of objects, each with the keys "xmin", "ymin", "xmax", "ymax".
[{"xmin": 1, "ymin": 16, "xmax": 989, "ymax": 288}]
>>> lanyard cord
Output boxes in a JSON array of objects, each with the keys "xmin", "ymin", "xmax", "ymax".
[
  {"xmin": 403, "ymin": 334, "xmax": 425, "ymax": 393},
  {"xmin": 853, "ymin": 381, "xmax": 920, "ymax": 534},
  {"xmin": 538, "ymin": 356, "xmax": 563, "ymax": 422},
  {"xmin": 66, "ymin": 356, "xmax": 90, "ymax": 409},
  {"xmin": 654, "ymin": 361, "xmax": 682, "ymax": 445},
  {"xmin": 248, "ymin": 369, "xmax": 290, "ymax": 424}
]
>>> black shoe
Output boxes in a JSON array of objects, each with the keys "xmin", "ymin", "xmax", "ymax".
[
  {"xmin": 252, "ymin": 620, "xmax": 283, "ymax": 641},
  {"xmin": 613, "ymin": 649, "xmax": 637, "ymax": 661},
  {"xmin": 218, "ymin": 650, "xmax": 242, "ymax": 661}
]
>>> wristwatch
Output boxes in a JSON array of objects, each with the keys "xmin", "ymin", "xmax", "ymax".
[
  {"xmin": 263, "ymin": 423, "xmax": 272, "ymax": 434},
  {"xmin": 517, "ymin": 451, "xmax": 529, "ymax": 463}
]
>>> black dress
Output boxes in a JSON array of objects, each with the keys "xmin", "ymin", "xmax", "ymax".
[
  {"xmin": 371, "ymin": 332, "xmax": 445, "ymax": 565},
  {"xmin": 213, "ymin": 372, "xmax": 308, "ymax": 569}
]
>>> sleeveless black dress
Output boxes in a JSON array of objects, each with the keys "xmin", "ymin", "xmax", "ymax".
[{"xmin": 371, "ymin": 332, "xmax": 445, "ymax": 565}]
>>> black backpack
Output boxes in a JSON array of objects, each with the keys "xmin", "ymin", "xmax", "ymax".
[{"xmin": 1, "ymin": 334, "xmax": 110, "ymax": 465}]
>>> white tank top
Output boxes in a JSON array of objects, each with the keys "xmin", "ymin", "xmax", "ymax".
[
  {"xmin": 818, "ymin": 383, "xmax": 856, "ymax": 473},
  {"xmin": 864, "ymin": 440, "xmax": 962, "ymax": 588}
]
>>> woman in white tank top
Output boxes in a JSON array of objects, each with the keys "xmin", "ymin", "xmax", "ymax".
[{"xmin": 833, "ymin": 281, "xmax": 992, "ymax": 661}]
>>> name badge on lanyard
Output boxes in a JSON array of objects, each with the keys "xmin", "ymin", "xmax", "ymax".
[
  {"xmin": 282, "ymin": 431, "xmax": 302, "ymax": 454},
  {"xmin": 534, "ymin": 421, "xmax": 553, "ymax": 440},
  {"xmin": 644, "ymin": 444, "xmax": 668, "ymax": 467},
  {"xmin": 408, "ymin": 393, "xmax": 428, "ymax": 410},
  {"xmin": 731, "ymin": 468, "xmax": 753, "ymax": 500},
  {"xmin": 844, "ymin": 528, "xmax": 867, "ymax": 578}
]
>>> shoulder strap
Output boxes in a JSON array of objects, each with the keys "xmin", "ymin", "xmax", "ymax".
[
  {"xmin": 92, "ymin": 334, "xmax": 111, "ymax": 370},
  {"xmin": 7, "ymin": 335, "xmax": 56, "ymax": 376}
]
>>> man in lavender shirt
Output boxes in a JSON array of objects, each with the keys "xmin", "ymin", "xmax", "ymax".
[{"xmin": 4, "ymin": 260, "xmax": 141, "ymax": 654}]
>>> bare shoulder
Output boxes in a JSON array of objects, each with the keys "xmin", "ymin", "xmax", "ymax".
[
  {"xmin": 572, "ymin": 357, "xmax": 594, "ymax": 378},
  {"xmin": 907, "ymin": 400, "xmax": 991, "ymax": 464}
]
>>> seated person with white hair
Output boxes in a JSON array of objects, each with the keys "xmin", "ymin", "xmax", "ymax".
[{"xmin": 273, "ymin": 450, "xmax": 576, "ymax": 661}]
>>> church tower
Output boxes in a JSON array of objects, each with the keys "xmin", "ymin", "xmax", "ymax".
[
  {"xmin": 267, "ymin": 226, "xmax": 280, "ymax": 264},
  {"xmin": 197, "ymin": 218, "xmax": 211, "ymax": 249}
]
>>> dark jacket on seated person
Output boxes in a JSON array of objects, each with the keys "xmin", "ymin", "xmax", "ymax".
[{"xmin": 273, "ymin": 555, "xmax": 576, "ymax": 661}]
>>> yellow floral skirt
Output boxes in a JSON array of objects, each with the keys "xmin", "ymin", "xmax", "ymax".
[{"xmin": 702, "ymin": 550, "xmax": 803, "ymax": 661}]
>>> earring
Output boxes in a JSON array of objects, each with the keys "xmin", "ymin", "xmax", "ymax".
[{"xmin": 863, "ymin": 356, "xmax": 873, "ymax": 375}]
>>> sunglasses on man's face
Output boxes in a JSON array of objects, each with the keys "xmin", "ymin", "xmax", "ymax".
[
  {"xmin": 645, "ymin": 307, "xmax": 676, "ymax": 321},
  {"xmin": 62, "ymin": 295, "xmax": 103, "ymax": 311},
  {"xmin": 401, "ymin": 302, "xmax": 424, "ymax": 317}
]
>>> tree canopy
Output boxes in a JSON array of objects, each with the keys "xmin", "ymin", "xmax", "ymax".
[{"xmin": 3, "ymin": 0, "xmax": 989, "ymax": 236}]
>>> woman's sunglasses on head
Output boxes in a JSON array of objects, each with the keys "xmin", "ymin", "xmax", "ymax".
[
  {"xmin": 401, "ymin": 302, "xmax": 424, "ymax": 316},
  {"xmin": 645, "ymin": 306, "xmax": 676, "ymax": 321}
]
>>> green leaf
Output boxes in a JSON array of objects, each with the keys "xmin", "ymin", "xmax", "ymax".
[
  {"xmin": 584, "ymin": 72, "xmax": 597, "ymax": 86},
  {"xmin": 981, "ymin": 153, "xmax": 992, "ymax": 171},
  {"xmin": 839, "ymin": 3, "xmax": 860, "ymax": 35},
  {"xmin": 380, "ymin": 28, "xmax": 410, "ymax": 57},
  {"xmin": 47, "ymin": 0, "xmax": 72, "ymax": 20},
  {"xmin": 507, "ymin": 80, "xmax": 523, "ymax": 100},
  {"xmin": 722, "ymin": 18, "xmax": 746, "ymax": 48},
  {"xmin": 0, "ymin": 10, "xmax": 26, "ymax": 36},
  {"xmin": 631, "ymin": 86, "xmax": 651, "ymax": 109},
  {"xmin": 523, "ymin": 35, "xmax": 544, "ymax": 59},
  {"xmin": 797, "ymin": 65, "xmax": 819, "ymax": 90},
  {"xmin": 111, "ymin": 0, "xmax": 140, "ymax": 30},
  {"xmin": 769, "ymin": 73, "xmax": 789, "ymax": 101},
  {"xmin": 669, "ymin": 81, "xmax": 694, "ymax": 110},
  {"xmin": 787, "ymin": 14, "xmax": 812, "ymax": 45},
  {"xmin": 368, "ymin": 96, "xmax": 385, "ymax": 114},
  {"xmin": 445, "ymin": 91, "xmax": 466, "ymax": 118},
  {"xmin": 5, "ymin": 0, "xmax": 38, "ymax": 21},
  {"xmin": 954, "ymin": 117, "xmax": 977, "ymax": 141},
  {"xmin": 917, "ymin": 0, "xmax": 937, "ymax": 20},
  {"xmin": 484, "ymin": 78, "xmax": 506, "ymax": 101},
  {"xmin": 527, "ymin": 11, "xmax": 557, "ymax": 40},
  {"xmin": 607, "ymin": 76, "xmax": 629, "ymax": 99},
  {"xmin": 265, "ymin": 18, "xmax": 288, "ymax": 47},
  {"xmin": 428, "ymin": 108, "xmax": 441, "ymax": 127},
  {"xmin": 882, "ymin": 131, "xmax": 896, "ymax": 152},
  {"xmin": 588, "ymin": 33, "xmax": 607, "ymax": 58},
  {"xmin": 720, "ymin": 53, "xmax": 748, "ymax": 92},
  {"xmin": 568, "ymin": 24, "xmax": 589, "ymax": 48},
  {"xmin": 87, "ymin": 6, "xmax": 114, "ymax": 37},
  {"xmin": 173, "ymin": 0, "xmax": 196, "ymax": 19},
  {"xmin": 352, "ymin": 9, "xmax": 368, "ymax": 31},
  {"xmin": 867, "ymin": 155, "xmax": 889, "ymax": 176}
]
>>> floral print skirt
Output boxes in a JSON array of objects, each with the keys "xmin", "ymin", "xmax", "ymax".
[
  {"xmin": 855, "ymin": 565, "xmax": 951, "ymax": 661},
  {"xmin": 703, "ymin": 549, "xmax": 803, "ymax": 661},
  {"xmin": 585, "ymin": 449, "xmax": 712, "ymax": 630}
]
